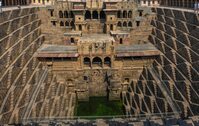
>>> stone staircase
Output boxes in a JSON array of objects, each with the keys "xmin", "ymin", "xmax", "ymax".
[
  {"xmin": 52, "ymin": 62, "xmax": 75, "ymax": 71},
  {"xmin": 24, "ymin": 117, "xmax": 199, "ymax": 126},
  {"xmin": 147, "ymin": 67, "xmax": 180, "ymax": 116}
]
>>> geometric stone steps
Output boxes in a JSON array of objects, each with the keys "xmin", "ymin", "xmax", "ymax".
[
  {"xmin": 149, "ymin": 7, "xmax": 199, "ymax": 117},
  {"xmin": 23, "ymin": 116, "xmax": 199, "ymax": 126},
  {"xmin": 23, "ymin": 68, "xmax": 48, "ymax": 120},
  {"xmin": 147, "ymin": 67, "xmax": 180, "ymax": 116}
]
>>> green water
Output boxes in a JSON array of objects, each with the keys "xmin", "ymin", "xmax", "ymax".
[{"xmin": 75, "ymin": 97, "xmax": 124, "ymax": 116}]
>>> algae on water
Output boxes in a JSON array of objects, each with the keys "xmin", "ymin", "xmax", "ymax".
[{"xmin": 75, "ymin": 97, "xmax": 124, "ymax": 116}]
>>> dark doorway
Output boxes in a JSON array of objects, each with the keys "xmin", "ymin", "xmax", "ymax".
[
  {"xmin": 71, "ymin": 38, "xmax": 75, "ymax": 44},
  {"xmin": 65, "ymin": 21, "xmax": 69, "ymax": 26},
  {"xmin": 120, "ymin": 38, "xmax": 123, "ymax": 44},
  {"xmin": 59, "ymin": 11, "xmax": 63, "ymax": 18},
  {"xmin": 93, "ymin": 11, "xmax": 98, "ymax": 19},
  {"xmin": 50, "ymin": 10, "xmax": 54, "ymax": 17},
  {"xmin": 84, "ymin": 57, "xmax": 91, "ymax": 67},
  {"xmin": 64, "ymin": 11, "xmax": 68, "ymax": 18},
  {"xmin": 2, "ymin": 0, "xmax": 5, "ymax": 6},
  {"xmin": 85, "ymin": 11, "xmax": 91, "ymax": 19},
  {"xmin": 123, "ymin": 22, "xmax": 127, "ymax": 27},
  {"xmin": 104, "ymin": 57, "xmax": 111, "ymax": 67},
  {"xmin": 136, "ymin": 21, "xmax": 140, "ymax": 27},
  {"xmin": 100, "ymin": 11, "xmax": 106, "ymax": 19},
  {"xmin": 70, "ymin": 11, "xmax": 74, "ymax": 18},
  {"xmin": 123, "ymin": 11, "xmax": 127, "ymax": 18},
  {"xmin": 70, "ymin": 21, "xmax": 75, "ymax": 28},
  {"xmin": 139, "ymin": 11, "xmax": 143, "ymax": 16},
  {"xmin": 117, "ymin": 11, "xmax": 121, "ymax": 18},
  {"xmin": 60, "ymin": 21, "xmax": 64, "ymax": 26},
  {"xmin": 117, "ymin": 22, "xmax": 122, "ymax": 27},
  {"xmin": 79, "ymin": 25, "xmax": 82, "ymax": 31},
  {"xmin": 128, "ymin": 22, "xmax": 132, "ymax": 27},
  {"xmin": 92, "ymin": 57, "xmax": 102, "ymax": 67},
  {"xmin": 110, "ymin": 24, "xmax": 113, "ymax": 31},
  {"xmin": 128, "ymin": 11, "xmax": 132, "ymax": 18}
]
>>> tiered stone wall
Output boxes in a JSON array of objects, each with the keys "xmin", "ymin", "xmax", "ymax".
[
  {"xmin": 124, "ymin": 7, "xmax": 199, "ymax": 117},
  {"xmin": 0, "ymin": 7, "xmax": 44, "ymax": 124},
  {"xmin": 0, "ymin": 8, "xmax": 75, "ymax": 124}
]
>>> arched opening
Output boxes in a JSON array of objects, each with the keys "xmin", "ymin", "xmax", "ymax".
[
  {"xmin": 128, "ymin": 21, "xmax": 132, "ymax": 27},
  {"xmin": 123, "ymin": 22, "xmax": 127, "ymax": 27},
  {"xmin": 139, "ymin": 11, "xmax": 143, "ymax": 16},
  {"xmin": 128, "ymin": 11, "xmax": 132, "ymax": 18},
  {"xmin": 79, "ymin": 25, "xmax": 82, "ymax": 31},
  {"xmin": 59, "ymin": 11, "xmax": 63, "ymax": 18},
  {"xmin": 64, "ymin": 11, "xmax": 68, "ymax": 18},
  {"xmin": 84, "ymin": 57, "xmax": 91, "ymax": 67},
  {"xmin": 123, "ymin": 11, "xmax": 127, "ymax": 18},
  {"xmin": 70, "ymin": 11, "xmax": 74, "ymax": 18},
  {"xmin": 70, "ymin": 21, "xmax": 75, "ymax": 28},
  {"xmin": 104, "ymin": 57, "xmax": 111, "ymax": 67},
  {"xmin": 117, "ymin": 22, "xmax": 122, "ymax": 27},
  {"xmin": 71, "ymin": 38, "xmax": 75, "ymax": 44},
  {"xmin": 100, "ymin": 11, "xmax": 106, "ymax": 19},
  {"xmin": 136, "ymin": 21, "xmax": 140, "ymax": 27},
  {"xmin": 2, "ymin": 0, "xmax": 5, "ymax": 6},
  {"xmin": 120, "ymin": 38, "xmax": 123, "ymax": 44},
  {"xmin": 85, "ymin": 11, "xmax": 91, "ymax": 19},
  {"xmin": 93, "ymin": 11, "xmax": 98, "ymax": 19},
  {"xmin": 51, "ymin": 21, "xmax": 56, "ymax": 26},
  {"xmin": 92, "ymin": 57, "xmax": 102, "ymax": 67},
  {"xmin": 117, "ymin": 11, "xmax": 121, "ymax": 18},
  {"xmin": 65, "ymin": 21, "xmax": 69, "ymax": 26},
  {"xmin": 60, "ymin": 21, "xmax": 64, "ymax": 26},
  {"xmin": 50, "ymin": 10, "xmax": 54, "ymax": 17},
  {"xmin": 110, "ymin": 24, "xmax": 114, "ymax": 31}
]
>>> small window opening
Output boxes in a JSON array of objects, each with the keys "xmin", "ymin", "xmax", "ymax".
[
  {"xmin": 71, "ymin": 38, "xmax": 75, "ymax": 44},
  {"xmin": 84, "ymin": 76, "xmax": 88, "ymax": 81},
  {"xmin": 50, "ymin": 10, "xmax": 54, "ymax": 17},
  {"xmin": 136, "ymin": 21, "xmax": 140, "ymax": 27},
  {"xmin": 51, "ymin": 21, "xmax": 56, "ymax": 26},
  {"xmin": 120, "ymin": 38, "xmax": 123, "ymax": 44},
  {"xmin": 139, "ymin": 11, "xmax": 143, "ymax": 16}
]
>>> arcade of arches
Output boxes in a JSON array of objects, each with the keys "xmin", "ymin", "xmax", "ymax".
[
  {"xmin": 160, "ymin": 0, "xmax": 199, "ymax": 8},
  {"xmin": 1, "ymin": 0, "xmax": 31, "ymax": 6},
  {"xmin": 58, "ymin": 10, "xmax": 132, "ymax": 20},
  {"xmin": 84, "ymin": 57, "xmax": 111, "ymax": 68}
]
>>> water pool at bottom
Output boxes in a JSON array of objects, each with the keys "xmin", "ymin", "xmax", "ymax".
[{"xmin": 75, "ymin": 97, "xmax": 124, "ymax": 116}]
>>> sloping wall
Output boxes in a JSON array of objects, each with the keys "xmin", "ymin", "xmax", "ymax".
[
  {"xmin": 124, "ymin": 7, "xmax": 199, "ymax": 117},
  {"xmin": 0, "ymin": 8, "xmax": 75, "ymax": 124}
]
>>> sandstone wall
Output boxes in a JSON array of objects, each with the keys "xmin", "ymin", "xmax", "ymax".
[
  {"xmin": 0, "ymin": 8, "xmax": 74, "ymax": 124},
  {"xmin": 124, "ymin": 8, "xmax": 199, "ymax": 117}
]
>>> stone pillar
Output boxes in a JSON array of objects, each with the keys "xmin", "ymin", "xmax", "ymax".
[
  {"xmin": 165, "ymin": 0, "xmax": 168, "ymax": 6},
  {"xmin": 75, "ymin": 24, "xmax": 78, "ymax": 31},
  {"xmin": 98, "ymin": 10, "xmax": 100, "ymax": 19},
  {"xmin": 114, "ymin": 24, "xmax": 116, "ymax": 31},
  {"xmin": 182, "ymin": 0, "xmax": 185, "ymax": 7},
  {"xmin": 91, "ymin": 57, "xmax": 93, "ymax": 68}
]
